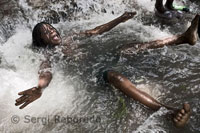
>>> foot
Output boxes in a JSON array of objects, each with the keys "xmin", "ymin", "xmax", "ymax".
[
  {"xmin": 155, "ymin": 2, "xmax": 177, "ymax": 19},
  {"xmin": 173, "ymin": 103, "xmax": 191, "ymax": 127},
  {"xmin": 165, "ymin": 4, "xmax": 183, "ymax": 19},
  {"xmin": 155, "ymin": 8, "xmax": 173, "ymax": 19},
  {"xmin": 182, "ymin": 14, "xmax": 199, "ymax": 45}
]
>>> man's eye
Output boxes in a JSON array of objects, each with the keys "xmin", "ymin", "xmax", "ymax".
[{"xmin": 50, "ymin": 27, "xmax": 54, "ymax": 30}]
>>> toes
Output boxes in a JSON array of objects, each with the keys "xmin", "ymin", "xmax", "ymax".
[
  {"xmin": 178, "ymin": 113, "xmax": 182, "ymax": 117},
  {"xmin": 181, "ymin": 109, "xmax": 185, "ymax": 114},
  {"xmin": 173, "ymin": 118, "xmax": 178, "ymax": 122},
  {"xmin": 173, "ymin": 103, "xmax": 191, "ymax": 128},
  {"xmin": 183, "ymin": 103, "xmax": 190, "ymax": 113},
  {"xmin": 176, "ymin": 116, "xmax": 181, "ymax": 121}
]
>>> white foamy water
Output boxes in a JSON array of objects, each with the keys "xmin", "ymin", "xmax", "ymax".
[
  {"xmin": 0, "ymin": 19, "xmax": 171, "ymax": 133},
  {"xmin": 0, "ymin": 27, "xmax": 75, "ymax": 132},
  {"xmin": 0, "ymin": 0, "xmax": 200, "ymax": 132},
  {"xmin": 134, "ymin": 107, "xmax": 169, "ymax": 133}
]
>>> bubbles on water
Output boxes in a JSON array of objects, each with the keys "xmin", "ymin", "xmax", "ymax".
[
  {"xmin": 0, "ymin": 0, "xmax": 200, "ymax": 132},
  {"xmin": 136, "ymin": 83, "xmax": 162, "ymax": 101},
  {"xmin": 135, "ymin": 0, "xmax": 155, "ymax": 12},
  {"xmin": 134, "ymin": 108, "xmax": 169, "ymax": 133},
  {"xmin": 0, "ymin": 27, "xmax": 76, "ymax": 132}
]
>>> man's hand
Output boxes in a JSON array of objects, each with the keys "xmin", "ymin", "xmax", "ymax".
[
  {"xmin": 15, "ymin": 87, "xmax": 42, "ymax": 109},
  {"xmin": 120, "ymin": 11, "xmax": 137, "ymax": 22}
]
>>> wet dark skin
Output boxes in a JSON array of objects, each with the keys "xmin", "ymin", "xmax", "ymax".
[
  {"xmin": 155, "ymin": 0, "xmax": 175, "ymax": 13},
  {"xmin": 15, "ymin": 12, "xmax": 137, "ymax": 109},
  {"xmin": 106, "ymin": 71, "xmax": 191, "ymax": 128},
  {"xmin": 121, "ymin": 14, "xmax": 199, "ymax": 55},
  {"xmin": 15, "ymin": 12, "xmax": 199, "ymax": 128}
]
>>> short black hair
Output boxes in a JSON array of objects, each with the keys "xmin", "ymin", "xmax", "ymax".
[{"xmin": 32, "ymin": 22, "xmax": 60, "ymax": 49}]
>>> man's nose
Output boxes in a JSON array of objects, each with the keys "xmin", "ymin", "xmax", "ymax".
[{"xmin": 50, "ymin": 29, "xmax": 54, "ymax": 33}]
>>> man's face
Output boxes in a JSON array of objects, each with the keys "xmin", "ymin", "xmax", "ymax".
[{"xmin": 41, "ymin": 24, "xmax": 61, "ymax": 46}]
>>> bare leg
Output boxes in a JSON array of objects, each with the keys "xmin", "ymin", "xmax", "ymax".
[
  {"xmin": 104, "ymin": 70, "xmax": 173, "ymax": 110},
  {"xmin": 104, "ymin": 70, "xmax": 191, "ymax": 127},
  {"xmin": 120, "ymin": 14, "xmax": 199, "ymax": 55},
  {"xmin": 155, "ymin": 0, "xmax": 166, "ymax": 13},
  {"xmin": 165, "ymin": 0, "xmax": 174, "ymax": 10}
]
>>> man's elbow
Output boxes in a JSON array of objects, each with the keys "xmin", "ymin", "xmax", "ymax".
[{"xmin": 39, "ymin": 71, "xmax": 53, "ymax": 82}]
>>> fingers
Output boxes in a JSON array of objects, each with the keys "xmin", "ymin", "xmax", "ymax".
[
  {"xmin": 16, "ymin": 95, "xmax": 27, "ymax": 103},
  {"xmin": 15, "ymin": 97, "xmax": 31, "ymax": 109},
  {"xmin": 19, "ymin": 100, "xmax": 31, "ymax": 109},
  {"xmin": 121, "ymin": 12, "xmax": 137, "ymax": 23},
  {"xmin": 128, "ymin": 11, "xmax": 137, "ymax": 17},
  {"xmin": 15, "ymin": 96, "xmax": 28, "ymax": 106},
  {"xmin": 123, "ymin": 11, "xmax": 137, "ymax": 17},
  {"xmin": 18, "ymin": 90, "xmax": 29, "ymax": 95},
  {"xmin": 16, "ymin": 87, "xmax": 41, "ymax": 109}
]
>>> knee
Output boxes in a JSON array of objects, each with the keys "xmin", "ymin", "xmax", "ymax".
[
  {"xmin": 103, "ymin": 70, "xmax": 110, "ymax": 83},
  {"xmin": 103, "ymin": 70, "xmax": 117, "ymax": 83},
  {"xmin": 103, "ymin": 70, "xmax": 125, "ymax": 83}
]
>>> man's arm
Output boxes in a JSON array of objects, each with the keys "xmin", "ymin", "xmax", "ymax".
[
  {"xmin": 37, "ymin": 60, "xmax": 53, "ymax": 89},
  {"xmin": 80, "ymin": 12, "xmax": 137, "ymax": 36},
  {"xmin": 15, "ymin": 60, "xmax": 52, "ymax": 109}
]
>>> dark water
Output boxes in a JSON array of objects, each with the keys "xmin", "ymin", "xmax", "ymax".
[{"xmin": 0, "ymin": 0, "xmax": 200, "ymax": 132}]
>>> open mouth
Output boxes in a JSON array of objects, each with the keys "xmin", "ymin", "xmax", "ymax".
[
  {"xmin": 51, "ymin": 32, "xmax": 60, "ymax": 41},
  {"xmin": 53, "ymin": 35, "xmax": 59, "ymax": 40}
]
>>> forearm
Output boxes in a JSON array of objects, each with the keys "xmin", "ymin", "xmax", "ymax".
[
  {"xmin": 38, "ymin": 71, "xmax": 52, "ymax": 89},
  {"xmin": 85, "ymin": 17, "xmax": 125, "ymax": 35},
  {"xmin": 82, "ymin": 12, "xmax": 136, "ymax": 36}
]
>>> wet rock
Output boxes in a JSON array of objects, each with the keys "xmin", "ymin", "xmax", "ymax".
[
  {"xmin": 0, "ymin": 0, "xmax": 10, "ymax": 5},
  {"xmin": 39, "ymin": 10, "xmax": 60, "ymax": 24},
  {"xmin": 26, "ymin": 0, "xmax": 48, "ymax": 8},
  {"xmin": 0, "ymin": 0, "xmax": 26, "ymax": 44},
  {"xmin": 70, "ymin": 0, "xmax": 78, "ymax": 8},
  {"xmin": 0, "ymin": 10, "xmax": 3, "ymax": 20},
  {"xmin": 101, "ymin": 9, "xmax": 107, "ymax": 13},
  {"xmin": 25, "ymin": 0, "xmax": 82, "ymax": 23},
  {"xmin": 58, "ymin": 11, "xmax": 68, "ymax": 22}
]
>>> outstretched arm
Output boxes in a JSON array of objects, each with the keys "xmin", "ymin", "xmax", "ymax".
[
  {"xmin": 80, "ymin": 12, "xmax": 137, "ymax": 36},
  {"xmin": 15, "ymin": 59, "xmax": 52, "ymax": 109},
  {"xmin": 37, "ymin": 60, "xmax": 53, "ymax": 89}
]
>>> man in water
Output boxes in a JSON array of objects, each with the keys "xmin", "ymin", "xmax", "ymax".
[
  {"xmin": 15, "ymin": 11, "xmax": 199, "ymax": 127},
  {"xmin": 15, "ymin": 11, "xmax": 137, "ymax": 109},
  {"xmin": 155, "ymin": 0, "xmax": 183, "ymax": 19}
]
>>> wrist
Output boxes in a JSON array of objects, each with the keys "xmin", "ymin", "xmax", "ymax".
[
  {"xmin": 36, "ymin": 86, "xmax": 45, "ymax": 93},
  {"xmin": 37, "ymin": 85, "xmax": 42, "ymax": 90},
  {"xmin": 37, "ymin": 85, "xmax": 44, "ymax": 91}
]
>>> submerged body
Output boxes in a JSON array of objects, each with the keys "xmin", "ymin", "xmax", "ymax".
[{"xmin": 15, "ymin": 12, "xmax": 200, "ymax": 128}]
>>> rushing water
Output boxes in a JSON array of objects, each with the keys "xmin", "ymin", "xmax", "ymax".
[{"xmin": 0, "ymin": 0, "xmax": 200, "ymax": 132}]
